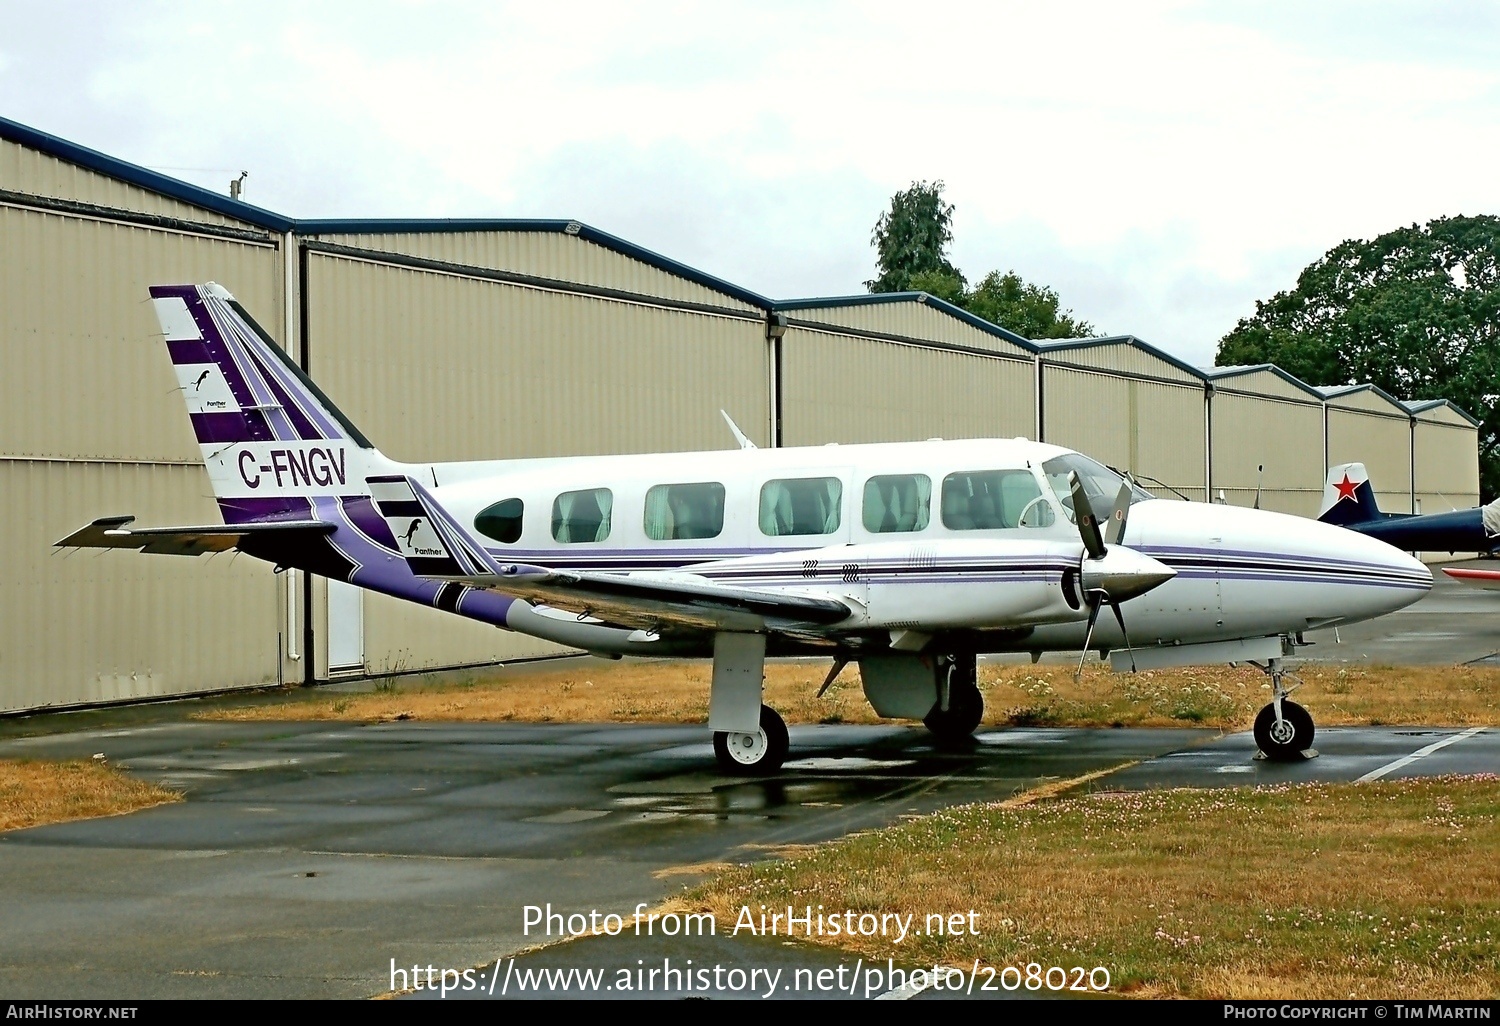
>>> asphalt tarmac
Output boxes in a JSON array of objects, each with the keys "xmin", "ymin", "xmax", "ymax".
[{"xmin": 0, "ymin": 567, "xmax": 1495, "ymax": 999}]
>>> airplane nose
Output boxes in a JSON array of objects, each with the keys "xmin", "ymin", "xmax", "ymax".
[{"xmin": 1081, "ymin": 546, "xmax": 1176, "ymax": 603}]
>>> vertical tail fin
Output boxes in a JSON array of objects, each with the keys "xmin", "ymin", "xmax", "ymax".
[
  {"xmin": 1318, "ymin": 462, "xmax": 1384, "ymax": 525},
  {"xmin": 151, "ymin": 283, "xmax": 384, "ymax": 523}
]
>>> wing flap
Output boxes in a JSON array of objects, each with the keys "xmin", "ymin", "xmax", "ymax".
[{"xmin": 56, "ymin": 516, "xmax": 334, "ymax": 557}]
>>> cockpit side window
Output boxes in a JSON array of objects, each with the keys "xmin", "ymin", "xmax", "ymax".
[
  {"xmin": 941, "ymin": 470, "xmax": 1053, "ymax": 530},
  {"xmin": 1041, "ymin": 453, "xmax": 1152, "ymax": 523}
]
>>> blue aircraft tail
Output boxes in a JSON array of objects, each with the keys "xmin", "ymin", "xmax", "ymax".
[{"xmin": 1317, "ymin": 463, "xmax": 1384, "ymax": 526}]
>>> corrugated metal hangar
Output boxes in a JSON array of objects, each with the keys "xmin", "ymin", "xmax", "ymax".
[{"xmin": 0, "ymin": 116, "xmax": 1483, "ymax": 714}]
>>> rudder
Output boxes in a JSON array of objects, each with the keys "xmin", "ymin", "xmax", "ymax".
[{"xmin": 151, "ymin": 283, "xmax": 386, "ymax": 523}]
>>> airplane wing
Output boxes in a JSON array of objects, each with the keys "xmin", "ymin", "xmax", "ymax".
[
  {"xmin": 1441, "ymin": 567, "xmax": 1500, "ymax": 591},
  {"xmin": 55, "ymin": 516, "xmax": 334, "ymax": 556},
  {"xmin": 454, "ymin": 563, "xmax": 851, "ymax": 633},
  {"xmin": 367, "ymin": 474, "xmax": 851, "ymax": 633}
]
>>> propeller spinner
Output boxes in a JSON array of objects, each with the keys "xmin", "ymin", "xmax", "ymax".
[{"xmin": 1068, "ymin": 472, "xmax": 1175, "ymax": 676}]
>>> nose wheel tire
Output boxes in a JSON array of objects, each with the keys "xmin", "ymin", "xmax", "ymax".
[
  {"xmin": 1253, "ymin": 700, "xmax": 1315, "ymax": 761},
  {"xmin": 713, "ymin": 704, "xmax": 789, "ymax": 774}
]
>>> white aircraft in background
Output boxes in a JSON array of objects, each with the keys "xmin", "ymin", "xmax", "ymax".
[{"xmin": 58, "ymin": 285, "xmax": 1433, "ymax": 772}]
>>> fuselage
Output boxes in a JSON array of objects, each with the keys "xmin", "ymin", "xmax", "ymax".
[
  {"xmin": 313, "ymin": 436, "xmax": 1433, "ymax": 657},
  {"xmin": 1343, "ymin": 508, "xmax": 1492, "ymax": 554}
]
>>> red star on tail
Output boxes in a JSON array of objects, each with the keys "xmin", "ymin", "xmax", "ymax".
[{"xmin": 1334, "ymin": 473, "xmax": 1360, "ymax": 502}]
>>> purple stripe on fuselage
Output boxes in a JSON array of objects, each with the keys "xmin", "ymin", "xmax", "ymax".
[{"xmin": 307, "ymin": 495, "xmax": 514, "ymax": 628}]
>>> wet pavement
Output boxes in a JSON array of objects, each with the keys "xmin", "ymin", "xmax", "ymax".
[
  {"xmin": 0, "ymin": 720, "xmax": 1204, "ymax": 998},
  {"xmin": 0, "ymin": 716, "xmax": 1492, "ymax": 998},
  {"xmin": 2, "ymin": 567, "xmax": 1497, "ymax": 998}
]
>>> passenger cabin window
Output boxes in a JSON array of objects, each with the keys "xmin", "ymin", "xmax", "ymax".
[
  {"xmin": 644, "ymin": 482, "xmax": 726, "ymax": 540},
  {"xmin": 552, "ymin": 488, "xmax": 612, "ymax": 543},
  {"xmin": 759, "ymin": 477, "xmax": 843, "ymax": 536},
  {"xmin": 941, "ymin": 470, "xmax": 1053, "ymax": 530},
  {"xmin": 862, "ymin": 474, "xmax": 930, "ymax": 533},
  {"xmin": 474, "ymin": 497, "xmax": 524, "ymax": 543}
]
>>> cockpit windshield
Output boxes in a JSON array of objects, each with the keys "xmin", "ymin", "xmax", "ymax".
[{"xmin": 1041, "ymin": 453, "xmax": 1155, "ymax": 523}]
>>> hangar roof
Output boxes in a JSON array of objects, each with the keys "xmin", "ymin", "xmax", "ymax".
[
  {"xmin": 775, "ymin": 292, "xmax": 1035, "ymax": 354},
  {"xmin": 1200, "ymin": 364, "xmax": 1325, "ymax": 402},
  {"xmin": 1318, "ymin": 383, "xmax": 1414, "ymax": 418},
  {"xmin": 0, "ymin": 115, "xmax": 771, "ymax": 311},
  {"xmin": 1404, "ymin": 398, "xmax": 1482, "ymax": 428},
  {"xmin": 1034, "ymin": 335, "xmax": 1205, "ymax": 385},
  {"xmin": 0, "ymin": 114, "xmax": 296, "ymax": 231}
]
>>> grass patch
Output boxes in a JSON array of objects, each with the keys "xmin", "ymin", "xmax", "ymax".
[
  {"xmin": 0, "ymin": 759, "xmax": 182, "ymax": 833},
  {"xmin": 682, "ymin": 775, "xmax": 1500, "ymax": 999},
  {"xmin": 195, "ymin": 660, "xmax": 1500, "ymax": 730}
]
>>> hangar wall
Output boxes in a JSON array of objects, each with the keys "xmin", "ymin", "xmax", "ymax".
[
  {"xmin": 1324, "ymin": 386, "xmax": 1415, "ymax": 513},
  {"xmin": 1410, "ymin": 402, "xmax": 1482, "ymax": 516},
  {"xmin": 0, "ymin": 115, "xmax": 1485, "ymax": 714},
  {"xmin": 300, "ymin": 243, "xmax": 773, "ymax": 676},
  {"xmin": 1206, "ymin": 368, "xmax": 1327, "ymax": 516},
  {"xmin": 1, "ymin": 145, "xmax": 291, "ymax": 712},
  {"xmin": 1038, "ymin": 340, "xmax": 1208, "ymax": 501}
]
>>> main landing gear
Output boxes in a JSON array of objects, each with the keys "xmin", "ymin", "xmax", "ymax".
[
  {"xmin": 1251, "ymin": 657, "xmax": 1316, "ymax": 761},
  {"xmin": 713, "ymin": 704, "xmax": 789, "ymax": 775},
  {"xmin": 923, "ymin": 654, "xmax": 984, "ymax": 743}
]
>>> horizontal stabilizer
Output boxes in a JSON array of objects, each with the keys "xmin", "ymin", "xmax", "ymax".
[{"xmin": 55, "ymin": 516, "xmax": 333, "ymax": 556}]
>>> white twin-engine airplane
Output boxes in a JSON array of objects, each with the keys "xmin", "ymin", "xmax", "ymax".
[{"xmin": 59, "ymin": 285, "xmax": 1434, "ymax": 772}]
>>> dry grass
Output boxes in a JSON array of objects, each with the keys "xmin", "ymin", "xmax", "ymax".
[
  {"xmin": 195, "ymin": 659, "xmax": 1500, "ymax": 730},
  {"xmin": 684, "ymin": 776, "xmax": 1500, "ymax": 999},
  {"xmin": 0, "ymin": 758, "xmax": 182, "ymax": 833}
]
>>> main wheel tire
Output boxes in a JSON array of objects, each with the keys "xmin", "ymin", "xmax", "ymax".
[
  {"xmin": 1253, "ymin": 700, "xmax": 1314, "ymax": 761},
  {"xmin": 713, "ymin": 704, "xmax": 789, "ymax": 774},
  {"xmin": 924, "ymin": 667, "xmax": 984, "ymax": 743}
]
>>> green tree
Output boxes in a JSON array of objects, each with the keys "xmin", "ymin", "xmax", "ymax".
[
  {"xmin": 866, "ymin": 181, "xmax": 964, "ymax": 293},
  {"xmin": 963, "ymin": 269, "xmax": 1094, "ymax": 339},
  {"xmin": 1216, "ymin": 214, "xmax": 1500, "ymax": 499}
]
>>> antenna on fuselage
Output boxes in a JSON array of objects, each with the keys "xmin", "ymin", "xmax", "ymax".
[
  {"xmin": 1254, "ymin": 465, "xmax": 1264, "ymax": 510},
  {"xmin": 720, "ymin": 410, "xmax": 757, "ymax": 450}
]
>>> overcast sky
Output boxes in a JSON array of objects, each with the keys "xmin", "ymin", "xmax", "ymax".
[{"xmin": 3, "ymin": 1, "xmax": 1497, "ymax": 365}]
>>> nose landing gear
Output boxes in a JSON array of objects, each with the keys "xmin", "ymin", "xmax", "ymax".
[{"xmin": 1250, "ymin": 657, "xmax": 1316, "ymax": 760}]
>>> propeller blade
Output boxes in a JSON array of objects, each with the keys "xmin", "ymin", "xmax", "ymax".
[
  {"xmin": 1107, "ymin": 599, "xmax": 1137, "ymax": 672},
  {"xmin": 1075, "ymin": 600, "xmax": 1102, "ymax": 681},
  {"xmin": 1069, "ymin": 471, "xmax": 1106, "ymax": 560},
  {"xmin": 1105, "ymin": 481, "xmax": 1132, "ymax": 546}
]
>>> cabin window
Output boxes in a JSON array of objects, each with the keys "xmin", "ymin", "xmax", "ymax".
[
  {"xmin": 552, "ymin": 488, "xmax": 613, "ymax": 543},
  {"xmin": 941, "ymin": 470, "xmax": 1053, "ymax": 530},
  {"xmin": 862, "ymin": 474, "xmax": 931, "ymax": 533},
  {"xmin": 760, "ymin": 477, "xmax": 843, "ymax": 536},
  {"xmin": 474, "ymin": 497, "xmax": 525, "ymax": 544},
  {"xmin": 644, "ymin": 482, "xmax": 726, "ymax": 540}
]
